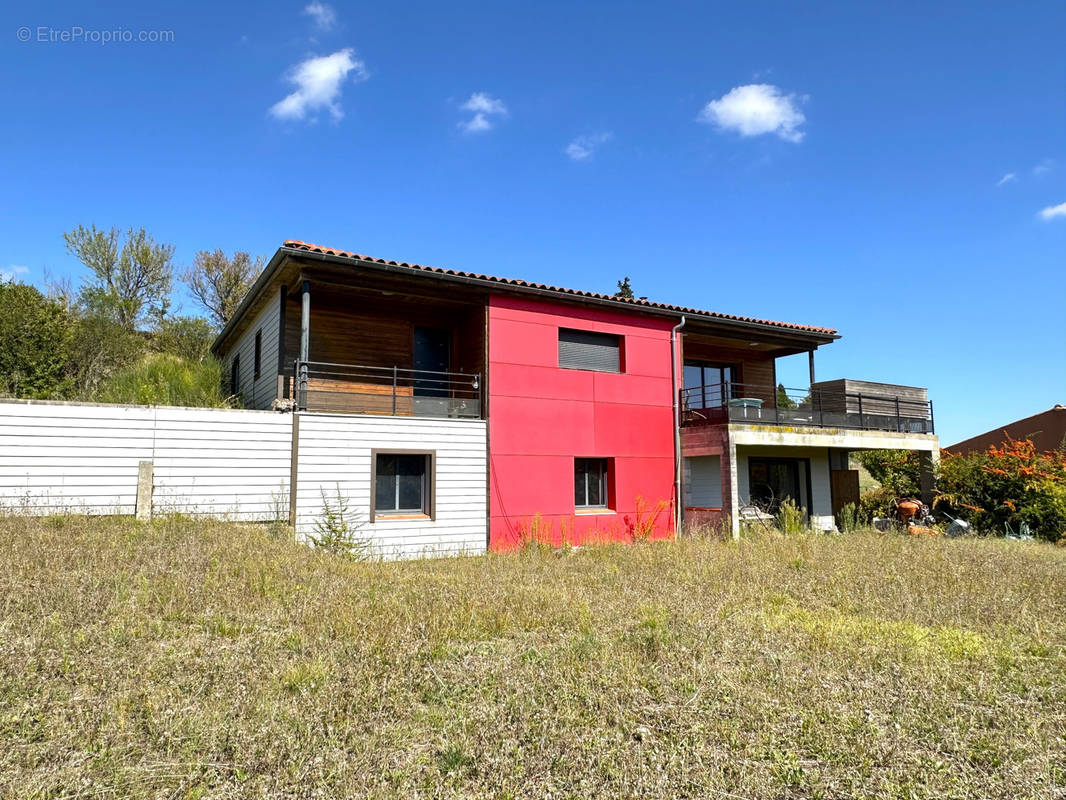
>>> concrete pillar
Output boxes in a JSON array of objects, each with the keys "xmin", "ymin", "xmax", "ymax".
[
  {"xmin": 918, "ymin": 449, "xmax": 939, "ymax": 507},
  {"xmin": 721, "ymin": 441, "xmax": 741, "ymax": 539},
  {"xmin": 135, "ymin": 460, "xmax": 153, "ymax": 521}
]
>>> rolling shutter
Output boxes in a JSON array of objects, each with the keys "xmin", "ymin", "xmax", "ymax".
[{"xmin": 558, "ymin": 328, "xmax": 621, "ymax": 373}]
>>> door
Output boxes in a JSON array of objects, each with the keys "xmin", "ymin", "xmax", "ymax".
[
  {"xmin": 748, "ymin": 457, "xmax": 804, "ymax": 514},
  {"xmin": 413, "ymin": 326, "xmax": 450, "ymax": 398},
  {"xmin": 830, "ymin": 470, "xmax": 860, "ymax": 517}
]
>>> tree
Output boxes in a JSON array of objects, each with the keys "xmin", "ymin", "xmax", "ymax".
[
  {"xmin": 0, "ymin": 280, "xmax": 76, "ymax": 398},
  {"xmin": 182, "ymin": 249, "xmax": 263, "ymax": 327},
  {"xmin": 614, "ymin": 276, "xmax": 634, "ymax": 299},
  {"xmin": 776, "ymin": 383, "xmax": 797, "ymax": 409},
  {"xmin": 67, "ymin": 313, "xmax": 146, "ymax": 397},
  {"xmin": 63, "ymin": 225, "xmax": 175, "ymax": 330},
  {"xmin": 153, "ymin": 315, "xmax": 216, "ymax": 362}
]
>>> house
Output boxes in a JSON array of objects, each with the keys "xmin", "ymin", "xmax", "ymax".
[
  {"xmin": 947, "ymin": 405, "xmax": 1066, "ymax": 455},
  {"xmin": 211, "ymin": 240, "xmax": 939, "ymax": 550}
]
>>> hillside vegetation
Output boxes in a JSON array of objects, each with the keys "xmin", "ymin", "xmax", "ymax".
[{"xmin": 1, "ymin": 516, "xmax": 1064, "ymax": 798}]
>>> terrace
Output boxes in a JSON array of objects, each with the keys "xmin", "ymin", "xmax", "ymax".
[
  {"xmin": 291, "ymin": 359, "xmax": 482, "ymax": 418},
  {"xmin": 680, "ymin": 378, "xmax": 934, "ymax": 434}
]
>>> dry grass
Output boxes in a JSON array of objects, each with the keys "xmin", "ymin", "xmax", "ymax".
[{"xmin": 1, "ymin": 515, "xmax": 1064, "ymax": 799}]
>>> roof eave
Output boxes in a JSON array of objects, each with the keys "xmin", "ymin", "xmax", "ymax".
[
  {"xmin": 212, "ymin": 244, "xmax": 842, "ymax": 355},
  {"xmin": 284, "ymin": 246, "xmax": 841, "ymax": 344}
]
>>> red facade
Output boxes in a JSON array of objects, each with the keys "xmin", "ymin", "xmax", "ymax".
[{"xmin": 487, "ymin": 295, "xmax": 677, "ymax": 549}]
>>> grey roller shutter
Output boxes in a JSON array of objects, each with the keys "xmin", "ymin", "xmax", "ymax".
[{"xmin": 558, "ymin": 329, "xmax": 621, "ymax": 372}]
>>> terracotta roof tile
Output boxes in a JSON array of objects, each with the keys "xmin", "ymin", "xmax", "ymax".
[{"xmin": 283, "ymin": 239, "xmax": 838, "ymax": 336}]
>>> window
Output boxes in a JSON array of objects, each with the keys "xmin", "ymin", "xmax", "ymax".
[
  {"xmin": 373, "ymin": 452, "xmax": 433, "ymax": 518},
  {"xmin": 253, "ymin": 329, "xmax": 262, "ymax": 380},
  {"xmin": 683, "ymin": 361, "xmax": 736, "ymax": 409},
  {"xmin": 230, "ymin": 354, "xmax": 240, "ymax": 395},
  {"xmin": 559, "ymin": 328, "xmax": 622, "ymax": 373},
  {"xmin": 574, "ymin": 457, "xmax": 610, "ymax": 509}
]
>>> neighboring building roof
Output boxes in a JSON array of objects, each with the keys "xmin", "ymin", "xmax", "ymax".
[
  {"xmin": 947, "ymin": 405, "xmax": 1066, "ymax": 454},
  {"xmin": 282, "ymin": 239, "xmax": 839, "ymax": 335}
]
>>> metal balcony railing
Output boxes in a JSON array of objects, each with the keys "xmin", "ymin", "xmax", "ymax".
[
  {"xmin": 292, "ymin": 360, "xmax": 481, "ymax": 419},
  {"xmin": 681, "ymin": 381, "xmax": 934, "ymax": 434}
]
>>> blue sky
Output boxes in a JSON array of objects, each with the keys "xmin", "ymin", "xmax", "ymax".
[{"xmin": 1, "ymin": 0, "xmax": 1063, "ymax": 445}]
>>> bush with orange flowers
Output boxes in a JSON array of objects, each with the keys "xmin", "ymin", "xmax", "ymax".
[
  {"xmin": 937, "ymin": 436, "xmax": 1066, "ymax": 541},
  {"xmin": 856, "ymin": 437, "xmax": 1066, "ymax": 541}
]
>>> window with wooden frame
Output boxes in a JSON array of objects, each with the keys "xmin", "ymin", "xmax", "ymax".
[
  {"xmin": 558, "ymin": 328, "xmax": 623, "ymax": 373},
  {"xmin": 372, "ymin": 451, "xmax": 435, "ymax": 520},
  {"xmin": 253, "ymin": 329, "xmax": 262, "ymax": 380},
  {"xmin": 574, "ymin": 457, "xmax": 611, "ymax": 510}
]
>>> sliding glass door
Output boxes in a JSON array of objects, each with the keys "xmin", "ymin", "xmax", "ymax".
[{"xmin": 683, "ymin": 361, "xmax": 735, "ymax": 409}]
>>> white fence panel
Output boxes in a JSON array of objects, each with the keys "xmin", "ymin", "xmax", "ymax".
[
  {"xmin": 0, "ymin": 402, "xmax": 155, "ymax": 514},
  {"xmin": 150, "ymin": 407, "xmax": 292, "ymax": 520},
  {"xmin": 0, "ymin": 401, "xmax": 489, "ymax": 560}
]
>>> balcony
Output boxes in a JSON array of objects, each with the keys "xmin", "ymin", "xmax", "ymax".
[
  {"xmin": 681, "ymin": 379, "xmax": 934, "ymax": 434},
  {"xmin": 292, "ymin": 360, "xmax": 482, "ymax": 419}
]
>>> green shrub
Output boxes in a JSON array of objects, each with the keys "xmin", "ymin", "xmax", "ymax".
[
  {"xmin": 859, "ymin": 486, "xmax": 897, "ymax": 521},
  {"xmin": 776, "ymin": 499, "xmax": 807, "ymax": 535},
  {"xmin": 938, "ymin": 438, "xmax": 1066, "ymax": 541},
  {"xmin": 837, "ymin": 502, "xmax": 861, "ymax": 533},
  {"xmin": 92, "ymin": 353, "xmax": 234, "ymax": 407},
  {"xmin": 309, "ymin": 487, "xmax": 372, "ymax": 559},
  {"xmin": 0, "ymin": 280, "xmax": 76, "ymax": 399},
  {"xmin": 853, "ymin": 450, "xmax": 922, "ymax": 495}
]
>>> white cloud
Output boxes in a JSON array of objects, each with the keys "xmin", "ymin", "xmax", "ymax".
[
  {"xmin": 565, "ymin": 132, "xmax": 613, "ymax": 161},
  {"xmin": 302, "ymin": 1, "xmax": 337, "ymax": 31},
  {"xmin": 0, "ymin": 265, "xmax": 28, "ymax": 281},
  {"xmin": 1033, "ymin": 158, "xmax": 1055, "ymax": 177},
  {"xmin": 1038, "ymin": 201, "xmax": 1066, "ymax": 221},
  {"xmin": 698, "ymin": 83, "xmax": 806, "ymax": 143},
  {"xmin": 996, "ymin": 172, "xmax": 1016, "ymax": 186},
  {"xmin": 459, "ymin": 92, "xmax": 507, "ymax": 133},
  {"xmin": 270, "ymin": 49, "xmax": 367, "ymax": 121}
]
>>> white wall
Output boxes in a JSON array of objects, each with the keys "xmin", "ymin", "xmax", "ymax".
[
  {"xmin": 0, "ymin": 400, "xmax": 488, "ymax": 558},
  {"xmin": 0, "ymin": 402, "xmax": 156, "ymax": 515},
  {"xmin": 295, "ymin": 413, "xmax": 487, "ymax": 558},
  {"xmin": 224, "ymin": 288, "xmax": 282, "ymax": 410},
  {"xmin": 0, "ymin": 401, "xmax": 291, "ymax": 519},
  {"xmin": 151, "ymin": 407, "xmax": 292, "ymax": 519},
  {"xmin": 683, "ymin": 455, "xmax": 722, "ymax": 508}
]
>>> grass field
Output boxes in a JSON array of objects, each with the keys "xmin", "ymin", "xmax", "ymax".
[{"xmin": 1, "ymin": 516, "xmax": 1064, "ymax": 799}]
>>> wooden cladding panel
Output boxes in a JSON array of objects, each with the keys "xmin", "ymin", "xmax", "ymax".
[
  {"xmin": 682, "ymin": 336, "xmax": 778, "ymax": 409},
  {"xmin": 282, "ymin": 289, "xmax": 485, "ymax": 383},
  {"xmin": 812, "ymin": 379, "xmax": 929, "ymax": 417},
  {"xmin": 739, "ymin": 359, "xmax": 776, "ymax": 408}
]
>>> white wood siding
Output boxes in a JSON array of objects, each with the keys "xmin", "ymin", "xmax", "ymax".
[
  {"xmin": 0, "ymin": 402, "xmax": 155, "ymax": 514},
  {"xmin": 224, "ymin": 289, "xmax": 282, "ymax": 410},
  {"xmin": 0, "ymin": 401, "xmax": 292, "ymax": 519},
  {"xmin": 150, "ymin": 407, "xmax": 292, "ymax": 519},
  {"xmin": 295, "ymin": 413, "xmax": 487, "ymax": 558},
  {"xmin": 0, "ymin": 401, "xmax": 488, "ymax": 558}
]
